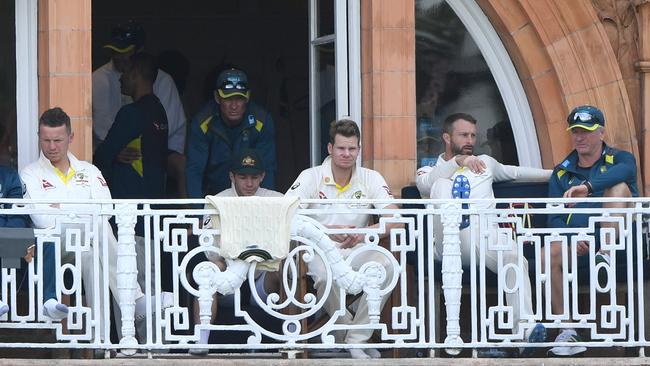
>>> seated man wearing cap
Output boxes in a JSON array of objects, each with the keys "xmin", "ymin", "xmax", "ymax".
[
  {"xmin": 185, "ymin": 68, "xmax": 276, "ymax": 201},
  {"xmin": 93, "ymin": 21, "xmax": 187, "ymax": 197},
  {"xmin": 190, "ymin": 148, "xmax": 282, "ymax": 355},
  {"xmin": 543, "ymin": 105, "xmax": 638, "ymax": 356}
]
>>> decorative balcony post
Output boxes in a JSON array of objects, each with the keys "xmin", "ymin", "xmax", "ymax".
[
  {"xmin": 115, "ymin": 203, "xmax": 139, "ymax": 354},
  {"xmin": 361, "ymin": 262, "xmax": 386, "ymax": 323},
  {"xmin": 193, "ymin": 262, "xmax": 218, "ymax": 325},
  {"xmin": 440, "ymin": 201, "xmax": 464, "ymax": 354}
]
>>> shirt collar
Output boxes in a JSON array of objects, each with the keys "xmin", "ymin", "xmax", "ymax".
[
  {"xmin": 561, "ymin": 142, "xmax": 610, "ymax": 171},
  {"xmin": 321, "ymin": 156, "xmax": 357, "ymax": 189},
  {"xmin": 39, "ymin": 152, "xmax": 79, "ymax": 184}
]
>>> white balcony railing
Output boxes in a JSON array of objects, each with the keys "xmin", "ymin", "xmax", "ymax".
[{"xmin": 0, "ymin": 197, "xmax": 648, "ymax": 357}]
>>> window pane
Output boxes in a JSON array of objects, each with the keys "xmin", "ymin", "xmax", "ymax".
[
  {"xmin": 0, "ymin": 0, "xmax": 17, "ymax": 168},
  {"xmin": 317, "ymin": 0, "xmax": 335, "ymax": 37},
  {"xmin": 314, "ymin": 42, "xmax": 336, "ymax": 162},
  {"xmin": 415, "ymin": 0, "xmax": 518, "ymax": 167}
]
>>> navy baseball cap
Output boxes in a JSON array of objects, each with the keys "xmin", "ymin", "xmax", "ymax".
[
  {"xmin": 566, "ymin": 105, "xmax": 605, "ymax": 131},
  {"xmin": 216, "ymin": 68, "xmax": 250, "ymax": 99},
  {"xmin": 103, "ymin": 22, "xmax": 145, "ymax": 54},
  {"xmin": 230, "ymin": 149, "xmax": 264, "ymax": 175}
]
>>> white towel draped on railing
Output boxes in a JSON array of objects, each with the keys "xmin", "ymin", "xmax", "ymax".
[{"xmin": 204, "ymin": 196, "xmax": 300, "ymax": 271}]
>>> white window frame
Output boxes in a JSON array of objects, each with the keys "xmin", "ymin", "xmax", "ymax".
[
  {"xmin": 308, "ymin": 0, "xmax": 361, "ymax": 166},
  {"xmin": 446, "ymin": 0, "xmax": 542, "ymax": 168},
  {"xmin": 15, "ymin": 0, "xmax": 39, "ymax": 170}
]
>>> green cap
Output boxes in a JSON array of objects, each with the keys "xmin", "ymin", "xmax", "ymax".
[{"xmin": 230, "ymin": 149, "xmax": 264, "ymax": 175}]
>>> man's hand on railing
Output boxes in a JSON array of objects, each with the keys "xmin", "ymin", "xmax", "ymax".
[
  {"xmin": 575, "ymin": 240, "xmax": 589, "ymax": 256},
  {"xmin": 23, "ymin": 245, "xmax": 35, "ymax": 263}
]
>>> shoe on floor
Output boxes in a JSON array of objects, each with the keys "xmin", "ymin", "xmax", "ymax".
[
  {"xmin": 135, "ymin": 291, "xmax": 174, "ymax": 321},
  {"xmin": 477, "ymin": 347, "xmax": 512, "ymax": 358},
  {"xmin": 364, "ymin": 348, "xmax": 381, "ymax": 358},
  {"xmin": 349, "ymin": 349, "xmax": 371, "ymax": 359},
  {"xmin": 135, "ymin": 292, "xmax": 175, "ymax": 344},
  {"xmin": 548, "ymin": 329, "xmax": 587, "ymax": 356},
  {"xmin": 189, "ymin": 345, "xmax": 209, "ymax": 356},
  {"xmin": 519, "ymin": 323, "xmax": 547, "ymax": 357},
  {"xmin": 0, "ymin": 300, "xmax": 8, "ymax": 317},
  {"xmin": 43, "ymin": 298, "xmax": 68, "ymax": 321}
]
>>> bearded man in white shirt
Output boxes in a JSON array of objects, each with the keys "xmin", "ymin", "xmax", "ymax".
[{"xmin": 416, "ymin": 112, "xmax": 551, "ymax": 357}]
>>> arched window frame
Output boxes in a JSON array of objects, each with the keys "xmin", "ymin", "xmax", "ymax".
[{"xmin": 446, "ymin": 0, "xmax": 542, "ymax": 168}]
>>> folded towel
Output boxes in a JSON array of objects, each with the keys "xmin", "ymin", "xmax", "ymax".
[{"xmin": 204, "ymin": 196, "xmax": 300, "ymax": 271}]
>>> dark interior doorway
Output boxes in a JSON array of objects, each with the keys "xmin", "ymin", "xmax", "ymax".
[{"xmin": 92, "ymin": 0, "xmax": 311, "ymax": 192}]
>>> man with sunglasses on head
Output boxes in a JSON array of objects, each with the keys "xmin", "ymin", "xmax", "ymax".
[
  {"xmin": 544, "ymin": 105, "xmax": 638, "ymax": 356},
  {"xmin": 185, "ymin": 68, "xmax": 276, "ymax": 200}
]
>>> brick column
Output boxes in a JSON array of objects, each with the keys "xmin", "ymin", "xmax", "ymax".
[
  {"xmin": 38, "ymin": 0, "xmax": 92, "ymax": 161},
  {"xmin": 361, "ymin": 0, "xmax": 416, "ymax": 196}
]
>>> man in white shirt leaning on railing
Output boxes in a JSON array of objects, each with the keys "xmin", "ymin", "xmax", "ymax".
[{"xmin": 415, "ymin": 112, "xmax": 552, "ymax": 357}]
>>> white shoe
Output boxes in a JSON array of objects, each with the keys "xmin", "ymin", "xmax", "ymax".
[
  {"xmin": 135, "ymin": 292, "xmax": 174, "ymax": 321},
  {"xmin": 548, "ymin": 329, "xmax": 587, "ymax": 356},
  {"xmin": 135, "ymin": 292, "xmax": 174, "ymax": 344},
  {"xmin": 43, "ymin": 298, "xmax": 68, "ymax": 321},
  {"xmin": 349, "ymin": 349, "xmax": 371, "ymax": 359},
  {"xmin": 364, "ymin": 348, "xmax": 381, "ymax": 358},
  {"xmin": 189, "ymin": 346, "xmax": 209, "ymax": 356},
  {"xmin": 0, "ymin": 300, "xmax": 8, "ymax": 317}
]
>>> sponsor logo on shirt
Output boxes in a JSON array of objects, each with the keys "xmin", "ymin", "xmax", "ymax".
[
  {"xmin": 290, "ymin": 182, "xmax": 300, "ymax": 190},
  {"xmin": 75, "ymin": 171, "xmax": 89, "ymax": 186},
  {"xmin": 153, "ymin": 120, "xmax": 168, "ymax": 131},
  {"xmin": 382, "ymin": 185, "xmax": 393, "ymax": 196},
  {"xmin": 42, "ymin": 179, "xmax": 55, "ymax": 190},
  {"xmin": 97, "ymin": 176, "xmax": 108, "ymax": 187},
  {"xmin": 352, "ymin": 190, "xmax": 364, "ymax": 199},
  {"xmin": 318, "ymin": 191, "xmax": 327, "ymax": 199},
  {"xmin": 203, "ymin": 216, "xmax": 211, "ymax": 228}
]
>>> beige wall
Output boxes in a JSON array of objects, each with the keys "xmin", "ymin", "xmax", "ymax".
[
  {"xmin": 361, "ymin": 0, "xmax": 416, "ymax": 196},
  {"xmin": 38, "ymin": 0, "xmax": 92, "ymax": 159},
  {"xmin": 479, "ymin": 0, "xmax": 644, "ymax": 194}
]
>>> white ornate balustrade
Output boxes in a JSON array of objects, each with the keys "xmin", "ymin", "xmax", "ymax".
[{"xmin": 0, "ymin": 197, "xmax": 648, "ymax": 357}]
